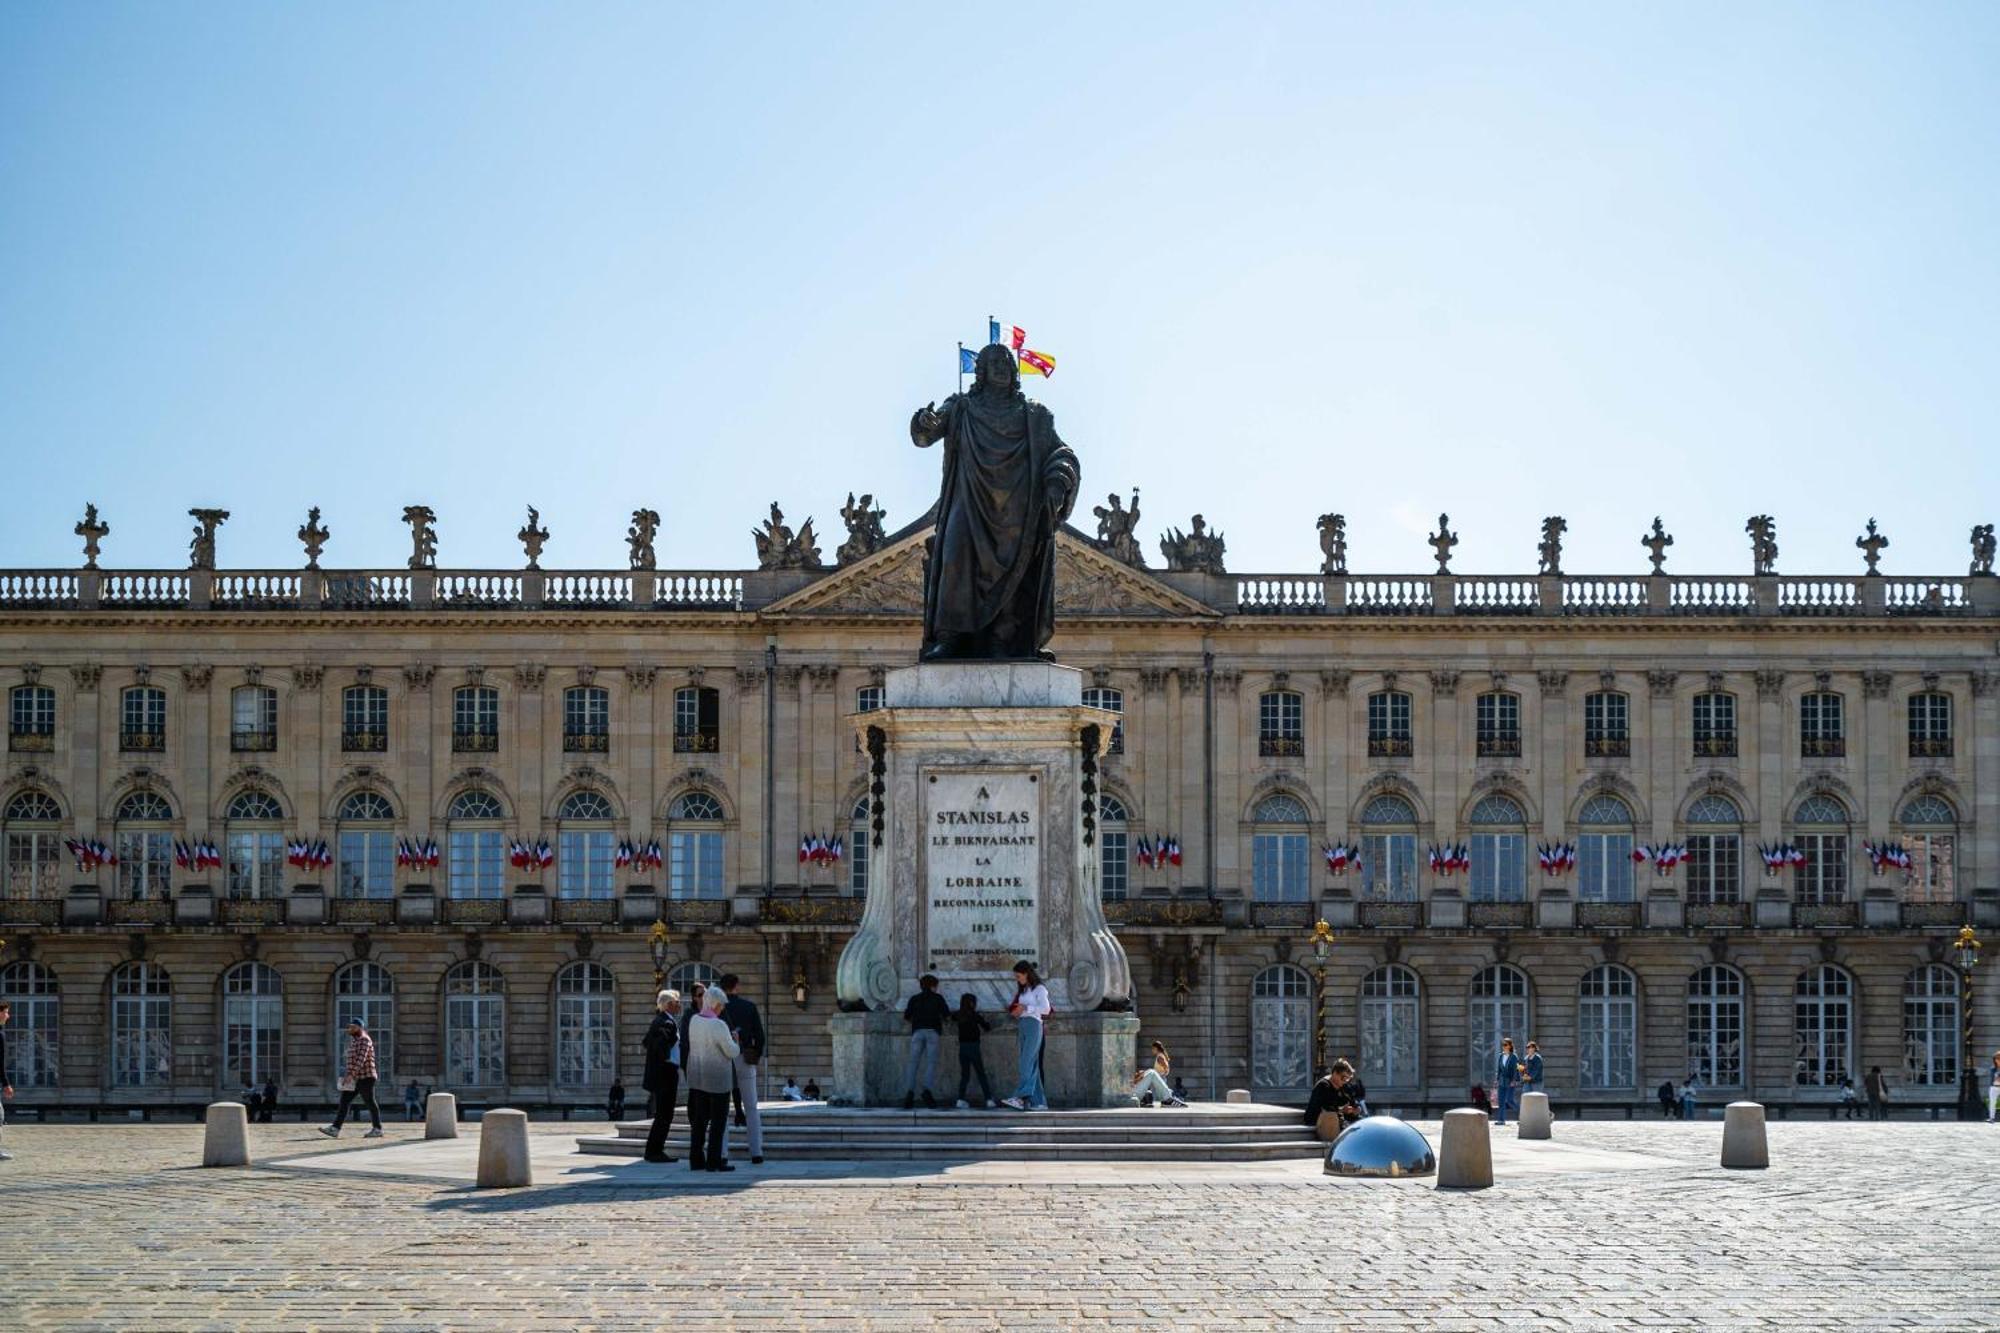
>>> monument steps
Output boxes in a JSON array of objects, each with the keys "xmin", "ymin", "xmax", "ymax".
[{"xmin": 576, "ymin": 1104, "xmax": 1323, "ymax": 1161}]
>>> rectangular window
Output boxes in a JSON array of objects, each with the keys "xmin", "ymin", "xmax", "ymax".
[
  {"xmin": 855, "ymin": 686, "xmax": 884, "ymax": 713},
  {"xmin": 669, "ymin": 830, "xmax": 725, "ymax": 898},
  {"xmin": 1797, "ymin": 833, "xmax": 1848, "ymax": 904},
  {"xmin": 1251, "ymin": 831, "xmax": 1310, "ymax": 901},
  {"xmin": 1083, "ymin": 687, "xmax": 1125, "ymax": 755},
  {"xmin": 9, "ymin": 685, "xmax": 55, "ymax": 752},
  {"xmin": 1801, "ymin": 693, "xmax": 1845, "ymax": 758},
  {"xmin": 1258, "ymin": 691, "xmax": 1303, "ymax": 758},
  {"xmin": 1467, "ymin": 834, "xmax": 1525, "ymax": 902},
  {"xmin": 1100, "ymin": 827, "xmax": 1128, "ymax": 901},
  {"xmin": 449, "ymin": 829, "xmax": 505, "ymax": 899},
  {"xmin": 1576, "ymin": 833, "xmax": 1635, "ymax": 902},
  {"xmin": 230, "ymin": 687, "xmax": 277, "ymax": 751},
  {"xmin": 1909, "ymin": 693, "xmax": 1952, "ymax": 758},
  {"xmin": 1475, "ymin": 693, "xmax": 1520, "ymax": 758},
  {"xmin": 342, "ymin": 686, "xmax": 389, "ymax": 752},
  {"xmin": 564, "ymin": 687, "xmax": 610, "ymax": 753},
  {"xmin": 558, "ymin": 830, "xmax": 615, "ymax": 899},
  {"xmin": 337, "ymin": 831, "xmax": 396, "ymax": 899},
  {"xmin": 1685, "ymin": 834, "xmax": 1741, "ymax": 905},
  {"xmin": 1583, "ymin": 692, "xmax": 1629, "ymax": 757},
  {"xmin": 1367, "ymin": 691, "xmax": 1412, "ymax": 758},
  {"xmin": 1692, "ymin": 693, "xmax": 1736, "ymax": 759},
  {"xmin": 226, "ymin": 832, "xmax": 286, "ymax": 900},
  {"xmin": 453, "ymin": 687, "xmax": 499, "ymax": 753},
  {"xmin": 1359, "ymin": 833, "xmax": 1417, "ymax": 902},
  {"xmin": 674, "ymin": 687, "xmax": 720, "ymax": 754},
  {"xmin": 116, "ymin": 832, "xmax": 173, "ymax": 898},
  {"xmin": 121, "ymin": 688, "xmax": 166, "ymax": 752},
  {"xmin": 4, "ymin": 830, "xmax": 62, "ymax": 897},
  {"xmin": 1903, "ymin": 833, "xmax": 1955, "ymax": 903}
]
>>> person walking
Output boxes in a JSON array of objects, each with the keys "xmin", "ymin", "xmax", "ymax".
[
  {"xmin": 1000, "ymin": 961, "xmax": 1051, "ymax": 1111},
  {"xmin": 260, "ymin": 1077, "xmax": 279, "ymax": 1124},
  {"xmin": 901, "ymin": 974, "xmax": 949, "ymax": 1110},
  {"xmin": 640, "ymin": 987, "xmax": 682, "ymax": 1163},
  {"xmin": 684, "ymin": 986, "xmax": 740, "ymax": 1172},
  {"xmin": 1987, "ymin": 1051, "xmax": 2000, "ymax": 1124},
  {"xmin": 1657, "ymin": 1079, "xmax": 1676, "ymax": 1119},
  {"xmin": 0, "ymin": 999, "xmax": 15, "ymax": 1162},
  {"xmin": 1863, "ymin": 1065, "xmax": 1890, "ymax": 1121},
  {"xmin": 1522, "ymin": 1041, "xmax": 1545, "ymax": 1098},
  {"xmin": 321, "ymin": 1017, "xmax": 385, "ymax": 1139},
  {"xmin": 951, "ymin": 993, "xmax": 997, "ymax": 1109},
  {"xmin": 720, "ymin": 973, "xmax": 766, "ymax": 1165},
  {"xmin": 1839, "ymin": 1076, "xmax": 1860, "ymax": 1120},
  {"xmin": 1494, "ymin": 1038, "xmax": 1523, "ymax": 1126},
  {"xmin": 1130, "ymin": 1041, "xmax": 1187, "ymax": 1107}
]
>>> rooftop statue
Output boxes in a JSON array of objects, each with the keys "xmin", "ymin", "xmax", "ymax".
[
  {"xmin": 403, "ymin": 506, "xmax": 438, "ymax": 570},
  {"xmin": 752, "ymin": 502, "xmax": 823, "ymax": 572},
  {"xmin": 1317, "ymin": 513, "xmax": 1347, "ymax": 576},
  {"xmin": 1093, "ymin": 489, "xmax": 1145, "ymax": 568},
  {"xmin": 627, "ymin": 508, "xmax": 660, "ymax": 571},
  {"xmin": 910, "ymin": 343, "xmax": 1079, "ymax": 660},
  {"xmin": 836, "ymin": 492, "xmax": 888, "ymax": 565},
  {"xmin": 1160, "ymin": 514, "xmax": 1226, "ymax": 575}
]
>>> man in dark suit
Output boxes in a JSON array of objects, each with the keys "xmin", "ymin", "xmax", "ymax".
[
  {"xmin": 720, "ymin": 973, "xmax": 766, "ymax": 1165},
  {"xmin": 640, "ymin": 988, "xmax": 683, "ymax": 1163}
]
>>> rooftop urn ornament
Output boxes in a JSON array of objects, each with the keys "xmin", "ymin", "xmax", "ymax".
[
  {"xmin": 910, "ymin": 341, "xmax": 1079, "ymax": 659},
  {"xmin": 835, "ymin": 492, "xmax": 888, "ymax": 565},
  {"xmin": 1538, "ymin": 516, "xmax": 1566, "ymax": 576},
  {"xmin": 1972, "ymin": 524, "xmax": 1996, "ymax": 577},
  {"xmin": 751, "ymin": 502, "xmax": 823, "ymax": 572},
  {"xmin": 517, "ymin": 505, "xmax": 549, "ymax": 570},
  {"xmin": 187, "ymin": 508, "xmax": 229, "ymax": 571},
  {"xmin": 1317, "ymin": 513, "xmax": 1348, "ymax": 575},
  {"xmin": 1428, "ymin": 513, "xmax": 1458, "ymax": 575},
  {"xmin": 297, "ymin": 507, "xmax": 330, "ymax": 569},
  {"xmin": 403, "ymin": 506, "xmax": 438, "ymax": 570},
  {"xmin": 74, "ymin": 503, "xmax": 109, "ymax": 569},
  {"xmin": 1093, "ymin": 489, "xmax": 1146, "ymax": 568},
  {"xmin": 1856, "ymin": 518, "xmax": 1888, "ymax": 575},
  {"xmin": 1160, "ymin": 514, "xmax": 1227, "ymax": 575},
  {"xmin": 1746, "ymin": 515, "xmax": 1779, "ymax": 576},
  {"xmin": 627, "ymin": 508, "xmax": 659, "ymax": 571},
  {"xmin": 1642, "ymin": 517, "xmax": 1673, "ymax": 575}
]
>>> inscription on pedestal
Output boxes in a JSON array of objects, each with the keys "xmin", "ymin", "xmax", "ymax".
[{"xmin": 924, "ymin": 768, "xmax": 1040, "ymax": 976}]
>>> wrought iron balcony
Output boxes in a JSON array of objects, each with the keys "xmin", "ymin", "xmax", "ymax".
[
  {"xmin": 1909, "ymin": 737, "xmax": 1954, "ymax": 759},
  {"xmin": 564, "ymin": 730, "xmax": 610, "ymax": 754},
  {"xmin": 8, "ymin": 726, "xmax": 53, "ymax": 753},
  {"xmin": 452, "ymin": 729, "xmax": 499, "ymax": 753},
  {"xmin": 1584, "ymin": 735, "xmax": 1630, "ymax": 758},
  {"xmin": 341, "ymin": 729, "xmax": 389, "ymax": 753},
  {"xmin": 1476, "ymin": 733, "xmax": 1522, "ymax": 758},
  {"xmin": 230, "ymin": 728, "xmax": 278, "ymax": 752},
  {"xmin": 1258, "ymin": 734, "xmax": 1305, "ymax": 759},
  {"xmin": 1801, "ymin": 736, "xmax": 1846, "ymax": 758},
  {"xmin": 1368, "ymin": 736, "xmax": 1413, "ymax": 758},
  {"xmin": 119, "ymin": 728, "xmax": 165, "ymax": 753},
  {"xmin": 1692, "ymin": 735, "xmax": 1738, "ymax": 758},
  {"xmin": 673, "ymin": 731, "xmax": 720, "ymax": 754}
]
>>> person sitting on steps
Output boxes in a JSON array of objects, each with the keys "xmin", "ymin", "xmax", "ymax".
[{"xmin": 1129, "ymin": 1041, "xmax": 1187, "ymax": 1107}]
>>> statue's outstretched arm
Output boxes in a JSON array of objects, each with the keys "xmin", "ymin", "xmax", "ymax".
[{"xmin": 910, "ymin": 398, "xmax": 954, "ymax": 447}]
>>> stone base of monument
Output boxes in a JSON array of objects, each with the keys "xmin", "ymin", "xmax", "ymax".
[{"xmin": 830, "ymin": 1008, "xmax": 1140, "ymax": 1109}]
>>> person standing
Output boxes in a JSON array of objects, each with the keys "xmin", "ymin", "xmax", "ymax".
[
  {"xmin": 720, "ymin": 973, "xmax": 766, "ymax": 1165},
  {"xmin": 1863, "ymin": 1065, "xmax": 1890, "ymax": 1121},
  {"xmin": 901, "ymin": 974, "xmax": 949, "ymax": 1110},
  {"xmin": 640, "ymin": 988, "xmax": 682, "ymax": 1163},
  {"xmin": 403, "ymin": 1080, "xmax": 423, "ymax": 1122},
  {"xmin": 260, "ymin": 1076, "xmax": 279, "ymax": 1124},
  {"xmin": 0, "ymin": 999, "xmax": 14, "ymax": 1162},
  {"xmin": 321, "ymin": 1018, "xmax": 384, "ymax": 1139},
  {"xmin": 1987, "ymin": 1051, "xmax": 2000, "ymax": 1124},
  {"xmin": 684, "ymin": 986, "xmax": 740, "ymax": 1172},
  {"xmin": 1657, "ymin": 1079, "xmax": 1676, "ymax": 1119},
  {"xmin": 1000, "ymin": 961, "xmax": 1051, "ymax": 1111},
  {"xmin": 1680, "ymin": 1074, "xmax": 1700, "ymax": 1121},
  {"xmin": 952, "ymin": 993, "xmax": 997, "ymax": 1109},
  {"xmin": 1494, "ymin": 1038, "xmax": 1523, "ymax": 1126},
  {"xmin": 1522, "ymin": 1041, "xmax": 1545, "ymax": 1098}
]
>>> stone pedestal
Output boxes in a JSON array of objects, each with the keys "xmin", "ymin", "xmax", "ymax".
[
  {"xmin": 1436, "ymin": 1108, "xmax": 1493, "ymax": 1189},
  {"xmin": 831, "ymin": 662, "xmax": 1136, "ymax": 1107},
  {"xmin": 425, "ymin": 1092, "xmax": 459, "ymax": 1139},
  {"xmin": 1721, "ymin": 1101, "xmax": 1769, "ymax": 1169},
  {"xmin": 476, "ymin": 1108, "xmax": 532, "ymax": 1187},
  {"xmin": 1517, "ymin": 1091, "xmax": 1552, "ymax": 1139},
  {"xmin": 202, "ymin": 1101, "xmax": 250, "ymax": 1167}
]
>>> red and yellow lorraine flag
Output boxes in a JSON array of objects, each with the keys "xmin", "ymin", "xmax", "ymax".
[{"xmin": 1018, "ymin": 348, "xmax": 1056, "ymax": 378}]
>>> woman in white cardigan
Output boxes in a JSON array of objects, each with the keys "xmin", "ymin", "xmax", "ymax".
[{"xmin": 685, "ymin": 986, "xmax": 742, "ymax": 1172}]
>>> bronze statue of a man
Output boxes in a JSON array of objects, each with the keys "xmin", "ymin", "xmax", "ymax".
[{"xmin": 910, "ymin": 343, "xmax": 1079, "ymax": 661}]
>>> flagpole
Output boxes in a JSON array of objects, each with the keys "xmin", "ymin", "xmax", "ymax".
[{"xmin": 958, "ymin": 341, "xmax": 966, "ymax": 394}]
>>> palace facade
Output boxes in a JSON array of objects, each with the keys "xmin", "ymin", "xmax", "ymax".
[{"xmin": 0, "ymin": 509, "xmax": 1994, "ymax": 1115}]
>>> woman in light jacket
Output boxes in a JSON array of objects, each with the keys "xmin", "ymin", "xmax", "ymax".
[
  {"xmin": 1001, "ymin": 960, "xmax": 1051, "ymax": 1111},
  {"xmin": 684, "ymin": 986, "xmax": 742, "ymax": 1172}
]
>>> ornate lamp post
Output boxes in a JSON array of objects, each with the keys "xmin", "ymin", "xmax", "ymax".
[
  {"xmin": 1309, "ymin": 919, "xmax": 1334, "ymax": 1081},
  {"xmin": 648, "ymin": 920, "xmax": 670, "ymax": 990},
  {"xmin": 1956, "ymin": 924, "xmax": 1982, "ymax": 1120}
]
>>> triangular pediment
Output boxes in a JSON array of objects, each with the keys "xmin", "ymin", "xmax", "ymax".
[{"xmin": 763, "ymin": 527, "xmax": 1218, "ymax": 621}]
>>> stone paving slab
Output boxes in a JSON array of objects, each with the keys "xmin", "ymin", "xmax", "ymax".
[{"xmin": 0, "ymin": 1118, "xmax": 1994, "ymax": 1330}]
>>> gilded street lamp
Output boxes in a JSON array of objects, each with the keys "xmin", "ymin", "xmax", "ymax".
[
  {"xmin": 1310, "ymin": 919, "xmax": 1335, "ymax": 1080},
  {"xmin": 648, "ymin": 920, "xmax": 670, "ymax": 989},
  {"xmin": 1956, "ymin": 924, "xmax": 1981, "ymax": 1120}
]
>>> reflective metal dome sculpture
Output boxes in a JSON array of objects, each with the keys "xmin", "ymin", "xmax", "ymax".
[{"xmin": 1323, "ymin": 1114, "xmax": 1437, "ymax": 1178}]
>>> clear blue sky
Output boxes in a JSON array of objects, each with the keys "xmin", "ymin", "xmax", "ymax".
[{"xmin": 2, "ymin": 3, "xmax": 1995, "ymax": 576}]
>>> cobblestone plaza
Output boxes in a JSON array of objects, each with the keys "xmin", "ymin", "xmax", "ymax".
[{"xmin": 0, "ymin": 1117, "xmax": 1992, "ymax": 1330}]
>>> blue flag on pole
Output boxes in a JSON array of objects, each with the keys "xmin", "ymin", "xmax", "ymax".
[{"xmin": 959, "ymin": 346, "xmax": 979, "ymax": 374}]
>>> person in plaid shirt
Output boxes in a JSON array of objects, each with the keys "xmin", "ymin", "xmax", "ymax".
[{"xmin": 321, "ymin": 1017, "xmax": 384, "ymax": 1139}]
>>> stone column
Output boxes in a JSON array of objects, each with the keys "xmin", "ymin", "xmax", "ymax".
[
  {"xmin": 70, "ymin": 665, "xmax": 103, "ymax": 836},
  {"xmin": 1646, "ymin": 671, "xmax": 1677, "ymax": 847},
  {"xmin": 402, "ymin": 665, "xmax": 436, "ymax": 848},
  {"xmin": 1972, "ymin": 672, "xmax": 1998, "ymax": 897},
  {"xmin": 1177, "ymin": 669, "xmax": 1205, "ymax": 891},
  {"xmin": 292, "ymin": 667, "xmax": 325, "ymax": 832},
  {"xmin": 1861, "ymin": 671, "xmax": 1893, "ymax": 845},
  {"xmin": 181, "ymin": 666, "xmax": 213, "ymax": 841},
  {"xmin": 626, "ymin": 667, "xmax": 657, "ymax": 841},
  {"xmin": 1755, "ymin": 671, "xmax": 1786, "ymax": 851}
]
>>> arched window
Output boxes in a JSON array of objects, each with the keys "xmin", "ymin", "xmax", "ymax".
[
  {"xmin": 1691, "ymin": 691, "xmax": 1737, "ymax": 758},
  {"xmin": 9, "ymin": 683, "xmax": 55, "ymax": 753},
  {"xmin": 4, "ymin": 788, "xmax": 64, "ymax": 898},
  {"xmin": 667, "ymin": 791, "xmax": 725, "ymax": 900},
  {"xmin": 336, "ymin": 791, "xmax": 396, "ymax": 899},
  {"xmin": 1468, "ymin": 964, "xmax": 1530, "ymax": 1087},
  {"xmin": 555, "ymin": 962, "xmax": 616, "ymax": 1088},
  {"xmin": 1792, "ymin": 795, "xmax": 1849, "ymax": 906},
  {"xmin": 1098, "ymin": 795, "xmax": 1130, "ymax": 901},
  {"xmin": 1249, "ymin": 964, "xmax": 1312, "ymax": 1099},
  {"xmin": 0, "ymin": 960, "xmax": 59, "ymax": 1088},
  {"xmin": 1897, "ymin": 794, "xmax": 1957, "ymax": 904},
  {"xmin": 333, "ymin": 962, "xmax": 394, "ymax": 1080},
  {"xmin": 1367, "ymin": 689, "xmax": 1412, "ymax": 757},
  {"xmin": 563, "ymin": 686, "xmax": 610, "ymax": 754},
  {"xmin": 444, "ymin": 961, "xmax": 505, "ymax": 1087},
  {"xmin": 1902, "ymin": 965, "xmax": 1960, "ymax": 1088},
  {"xmin": 1083, "ymin": 685, "xmax": 1124, "ymax": 755},
  {"xmin": 1686, "ymin": 965, "xmax": 1745, "ymax": 1088},
  {"xmin": 120, "ymin": 685, "xmax": 166, "ymax": 753},
  {"xmin": 847, "ymin": 797, "xmax": 871, "ymax": 899},
  {"xmin": 1251, "ymin": 794, "xmax": 1311, "ymax": 902},
  {"xmin": 1909, "ymin": 690, "xmax": 1953, "ymax": 759},
  {"xmin": 110, "ymin": 961, "xmax": 172, "ymax": 1088},
  {"xmin": 1794, "ymin": 965, "xmax": 1854, "ymax": 1088},
  {"xmin": 673, "ymin": 686, "xmax": 719, "ymax": 753},
  {"xmin": 225, "ymin": 789, "xmax": 286, "ymax": 900},
  {"xmin": 448, "ymin": 789, "xmax": 507, "ymax": 900},
  {"xmin": 1258, "ymin": 690, "xmax": 1303, "ymax": 758},
  {"xmin": 557, "ymin": 790, "xmax": 616, "ymax": 900},
  {"xmin": 1467, "ymin": 796, "xmax": 1527, "ymax": 903},
  {"xmin": 1578, "ymin": 964, "xmax": 1637, "ymax": 1091},
  {"xmin": 452, "ymin": 685, "xmax": 500, "ymax": 753},
  {"xmin": 221, "ymin": 961, "xmax": 283, "ymax": 1088},
  {"xmin": 114, "ymin": 790, "xmax": 175, "ymax": 900},
  {"xmin": 666, "ymin": 960, "xmax": 720, "ymax": 998},
  {"xmin": 1684, "ymin": 794, "xmax": 1744, "ymax": 905},
  {"xmin": 1800, "ymin": 690, "xmax": 1845, "ymax": 758},
  {"xmin": 341, "ymin": 683, "xmax": 389, "ymax": 752},
  {"xmin": 1576, "ymin": 796, "xmax": 1635, "ymax": 903},
  {"xmin": 1358, "ymin": 964, "xmax": 1419, "ymax": 1089},
  {"xmin": 1358, "ymin": 795, "xmax": 1417, "ymax": 902},
  {"xmin": 1475, "ymin": 691, "xmax": 1521, "ymax": 758},
  {"xmin": 1583, "ymin": 690, "xmax": 1629, "ymax": 757},
  {"xmin": 230, "ymin": 684, "xmax": 278, "ymax": 752}
]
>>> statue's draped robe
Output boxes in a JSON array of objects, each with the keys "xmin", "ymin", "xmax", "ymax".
[{"xmin": 913, "ymin": 389, "xmax": 1079, "ymax": 658}]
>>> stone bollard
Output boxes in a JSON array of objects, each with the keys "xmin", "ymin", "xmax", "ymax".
[
  {"xmin": 425, "ymin": 1092, "xmax": 459, "ymax": 1140},
  {"xmin": 1436, "ymin": 1108, "xmax": 1494, "ymax": 1190},
  {"xmin": 1225, "ymin": 1088, "xmax": 1252, "ymax": 1104},
  {"xmin": 475, "ymin": 1108, "xmax": 533, "ymax": 1188},
  {"xmin": 1720, "ymin": 1101, "xmax": 1769, "ymax": 1169},
  {"xmin": 202, "ymin": 1101, "xmax": 251, "ymax": 1167},
  {"xmin": 1517, "ymin": 1091, "xmax": 1552, "ymax": 1140}
]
